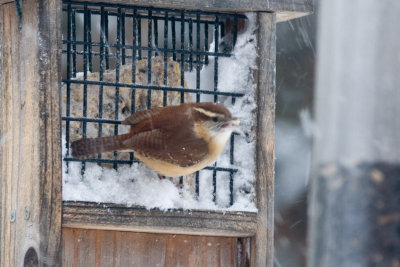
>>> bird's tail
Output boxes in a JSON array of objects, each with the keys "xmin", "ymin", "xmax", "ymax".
[{"xmin": 71, "ymin": 134, "xmax": 131, "ymax": 159}]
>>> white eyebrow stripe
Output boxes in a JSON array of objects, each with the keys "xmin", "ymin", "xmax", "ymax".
[{"xmin": 193, "ymin": 107, "xmax": 220, "ymax": 118}]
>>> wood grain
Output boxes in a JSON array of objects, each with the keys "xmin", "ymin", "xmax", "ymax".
[
  {"xmin": 62, "ymin": 228, "xmax": 238, "ymax": 266},
  {"xmin": 63, "ymin": 201, "xmax": 257, "ymax": 237},
  {"xmin": 0, "ymin": 0, "xmax": 62, "ymax": 265},
  {"xmin": 0, "ymin": 0, "xmax": 13, "ymax": 5},
  {"xmin": 73, "ymin": 0, "xmax": 313, "ymax": 14},
  {"xmin": 253, "ymin": 12, "xmax": 276, "ymax": 267}
]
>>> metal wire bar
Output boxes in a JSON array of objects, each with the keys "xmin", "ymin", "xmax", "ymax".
[
  {"xmin": 62, "ymin": 41, "xmax": 233, "ymax": 58},
  {"xmin": 212, "ymin": 16, "xmax": 219, "ymax": 202},
  {"xmin": 72, "ymin": 9, "xmax": 77, "ymax": 77},
  {"xmin": 171, "ymin": 17, "xmax": 176, "ymax": 61},
  {"xmin": 121, "ymin": 10, "xmax": 126, "ymax": 65},
  {"xmin": 163, "ymin": 11, "xmax": 168, "ymax": 106},
  {"xmin": 65, "ymin": 3, "xmax": 72, "ymax": 171},
  {"xmin": 63, "ymin": 49, "xmax": 215, "ymax": 65},
  {"xmin": 154, "ymin": 17, "xmax": 159, "ymax": 57},
  {"xmin": 98, "ymin": 6, "xmax": 106, "ymax": 162},
  {"xmin": 130, "ymin": 8, "xmax": 138, "ymax": 162},
  {"xmin": 137, "ymin": 14, "xmax": 142, "ymax": 59},
  {"xmin": 196, "ymin": 13, "xmax": 201, "ymax": 102},
  {"xmin": 147, "ymin": 9, "xmax": 152, "ymax": 108},
  {"xmin": 189, "ymin": 18, "xmax": 193, "ymax": 71},
  {"xmin": 63, "ymin": 79, "xmax": 245, "ymax": 97},
  {"xmin": 64, "ymin": 1, "xmax": 247, "ymax": 19},
  {"xmin": 180, "ymin": 10, "xmax": 185, "ymax": 103},
  {"xmin": 204, "ymin": 21, "xmax": 209, "ymax": 65},
  {"xmin": 230, "ymin": 97, "xmax": 236, "ymax": 206},
  {"xmin": 104, "ymin": 10, "xmax": 109, "ymax": 69},
  {"xmin": 64, "ymin": 157, "xmax": 238, "ymax": 173},
  {"xmin": 113, "ymin": 7, "xmax": 122, "ymax": 168},
  {"xmin": 88, "ymin": 9, "xmax": 92, "ymax": 72},
  {"xmin": 81, "ymin": 3, "xmax": 89, "ymax": 174}
]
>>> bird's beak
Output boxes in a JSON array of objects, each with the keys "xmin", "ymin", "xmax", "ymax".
[
  {"xmin": 222, "ymin": 118, "xmax": 240, "ymax": 128},
  {"xmin": 231, "ymin": 118, "xmax": 240, "ymax": 125}
]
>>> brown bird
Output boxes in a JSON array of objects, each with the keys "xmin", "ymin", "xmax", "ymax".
[{"xmin": 71, "ymin": 102, "xmax": 239, "ymax": 177}]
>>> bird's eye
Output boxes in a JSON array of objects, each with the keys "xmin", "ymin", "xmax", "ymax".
[{"xmin": 212, "ymin": 117, "xmax": 218, "ymax": 122}]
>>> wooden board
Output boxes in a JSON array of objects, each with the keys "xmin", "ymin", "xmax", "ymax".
[
  {"xmin": 0, "ymin": 0, "xmax": 62, "ymax": 265},
  {"xmin": 62, "ymin": 228, "xmax": 240, "ymax": 266},
  {"xmin": 71, "ymin": 0, "xmax": 313, "ymax": 15},
  {"xmin": 252, "ymin": 12, "xmax": 276, "ymax": 267},
  {"xmin": 63, "ymin": 201, "xmax": 257, "ymax": 237}
]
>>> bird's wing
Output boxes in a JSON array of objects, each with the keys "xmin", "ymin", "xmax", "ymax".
[
  {"xmin": 122, "ymin": 128, "xmax": 209, "ymax": 167},
  {"xmin": 121, "ymin": 107, "xmax": 163, "ymax": 125}
]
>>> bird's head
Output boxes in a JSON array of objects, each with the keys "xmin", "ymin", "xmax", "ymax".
[{"xmin": 192, "ymin": 102, "xmax": 240, "ymax": 140}]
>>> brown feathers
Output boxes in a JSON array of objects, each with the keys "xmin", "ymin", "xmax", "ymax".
[{"xmin": 70, "ymin": 102, "xmax": 234, "ymax": 176}]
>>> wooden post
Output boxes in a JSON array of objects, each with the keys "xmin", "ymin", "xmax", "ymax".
[
  {"xmin": 310, "ymin": 1, "xmax": 400, "ymax": 266},
  {"xmin": 0, "ymin": 0, "xmax": 62, "ymax": 265},
  {"xmin": 253, "ymin": 12, "xmax": 276, "ymax": 267}
]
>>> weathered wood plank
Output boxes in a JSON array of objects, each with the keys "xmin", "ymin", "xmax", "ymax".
[
  {"xmin": 68, "ymin": 0, "xmax": 312, "ymax": 22},
  {"xmin": 62, "ymin": 228, "xmax": 240, "ymax": 266},
  {"xmin": 96, "ymin": 230, "xmax": 115, "ymax": 267},
  {"xmin": 71, "ymin": 0, "xmax": 313, "ymax": 14},
  {"xmin": 76, "ymin": 229, "xmax": 97, "ymax": 266},
  {"xmin": 164, "ymin": 234, "xmax": 195, "ymax": 266},
  {"xmin": 62, "ymin": 228, "xmax": 75, "ymax": 267},
  {"xmin": 130, "ymin": 232, "xmax": 167, "ymax": 266},
  {"xmin": 253, "ymin": 12, "xmax": 276, "ymax": 267},
  {"xmin": 0, "ymin": 0, "xmax": 62, "ymax": 265},
  {"xmin": 62, "ymin": 201, "xmax": 257, "ymax": 237}
]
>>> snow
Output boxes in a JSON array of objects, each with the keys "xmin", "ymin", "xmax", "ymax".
[{"xmin": 62, "ymin": 13, "xmax": 257, "ymax": 212}]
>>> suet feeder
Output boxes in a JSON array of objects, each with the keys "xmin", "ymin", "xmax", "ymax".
[{"xmin": 0, "ymin": 0, "xmax": 312, "ymax": 265}]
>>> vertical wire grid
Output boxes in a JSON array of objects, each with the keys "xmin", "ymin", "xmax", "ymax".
[
  {"xmin": 188, "ymin": 18, "xmax": 193, "ymax": 71},
  {"xmin": 171, "ymin": 16, "xmax": 176, "ymax": 61},
  {"xmin": 196, "ymin": 13, "xmax": 201, "ymax": 102},
  {"xmin": 194, "ymin": 13, "xmax": 202, "ymax": 197},
  {"xmin": 212, "ymin": 16, "xmax": 220, "ymax": 203},
  {"xmin": 71, "ymin": 9, "xmax": 77, "ymax": 77},
  {"xmin": 130, "ymin": 8, "xmax": 138, "ymax": 162},
  {"xmin": 204, "ymin": 21, "xmax": 209, "ymax": 65},
  {"xmin": 121, "ymin": 10, "xmax": 126, "ymax": 65},
  {"xmin": 163, "ymin": 11, "xmax": 168, "ymax": 107},
  {"xmin": 65, "ymin": 3, "xmax": 72, "ymax": 170},
  {"xmin": 179, "ymin": 10, "xmax": 185, "ymax": 103},
  {"xmin": 113, "ymin": 7, "xmax": 122, "ymax": 169},
  {"xmin": 137, "ymin": 15, "xmax": 142, "ymax": 60},
  {"xmin": 104, "ymin": 10, "xmax": 109, "ymax": 69},
  {"xmin": 230, "ymin": 97, "xmax": 236, "ymax": 205},
  {"xmin": 233, "ymin": 15, "xmax": 238, "ymax": 47},
  {"xmin": 154, "ymin": 17, "xmax": 159, "ymax": 57},
  {"xmin": 81, "ymin": 4, "xmax": 89, "ymax": 174},
  {"xmin": 88, "ymin": 9, "xmax": 92, "ymax": 72},
  {"xmin": 98, "ymin": 7, "xmax": 105, "ymax": 162},
  {"xmin": 147, "ymin": 10, "xmax": 152, "ymax": 108}
]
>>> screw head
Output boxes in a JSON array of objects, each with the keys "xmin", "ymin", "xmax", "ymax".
[
  {"xmin": 10, "ymin": 210, "xmax": 16, "ymax": 222},
  {"xmin": 25, "ymin": 209, "xmax": 30, "ymax": 220}
]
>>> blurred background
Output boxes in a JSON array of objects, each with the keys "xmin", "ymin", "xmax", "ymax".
[{"xmin": 274, "ymin": 5, "xmax": 317, "ymax": 267}]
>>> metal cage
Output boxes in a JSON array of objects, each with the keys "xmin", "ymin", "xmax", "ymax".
[{"xmin": 62, "ymin": 1, "xmax": 247, "ymax": 206}]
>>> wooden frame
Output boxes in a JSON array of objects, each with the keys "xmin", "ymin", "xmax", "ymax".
[
  {"xmin": 0, "ymin": 0, "xmax": 309, "ymax": 266},
  {"xmin": 60, "ymin": 10, "xmax": 277, "ymax": 266},
  {"xmin": 0, "ymin": 0, "xmax": 62, "ymax": 265},
  {"xmin": 63, "ymin": 201, "xmax": 257, "ymax": 237},
  {"xmin": 71, "ymin": 0, "xmax": 312, "ymax": 21}
]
